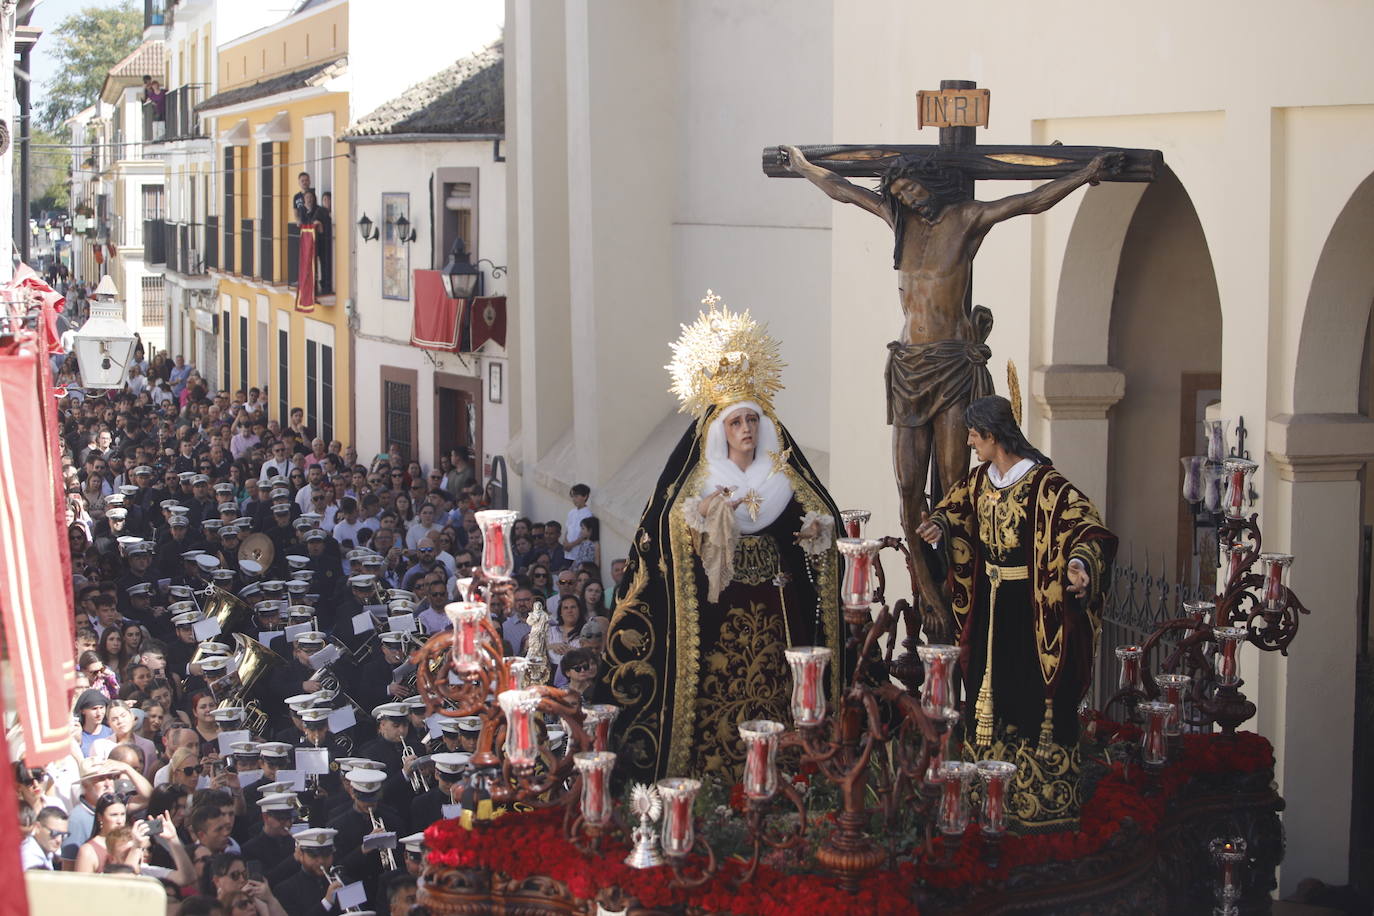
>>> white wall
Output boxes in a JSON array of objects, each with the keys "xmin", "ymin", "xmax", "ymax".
[
  {"xmin": 505, "ymin": 0, "xmax": 1374, "ymax": 891},
  {"xmin": 351, "ymin": 137, "xmax": 509, "ymax": 475}
]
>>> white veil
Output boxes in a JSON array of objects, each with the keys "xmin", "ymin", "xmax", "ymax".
[{"xmin": 701, "ymin": 400, "xmax": 794, "ymax": 533}]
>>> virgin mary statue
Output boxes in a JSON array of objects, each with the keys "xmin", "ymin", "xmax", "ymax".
[{"xmin": 602, "ymin": 292, "xmax": 843, "ymax": 783}]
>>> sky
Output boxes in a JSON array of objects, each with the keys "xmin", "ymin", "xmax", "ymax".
[{"xmin": 27, "ymin": 0, "xmax": 129, "ymax": 100}]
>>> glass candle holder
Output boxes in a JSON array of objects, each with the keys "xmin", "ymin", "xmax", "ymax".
[
  {"xmin": 657, "ymin": 777, "xmax": 701, "ymax": 858},
  {"xmin": 1223, "ymin": 542, "xmax": 1251, "ymax": 591},
  {"xmin": 1181, "ymin": 455, "xmax": 1207, "ymax": 504},
  {"xmin": 974, "ymin": 760, "xmax": 1017, "ymax": 837},
  {"xmin": 1202, "ymin": 418, "xmax": 1230, "ymax": 463},
  {"xmin": 1183, "ymin": 600, "xmax": 1216, "ymax": 626},
  {"xmin": 582, "ymin": 704, "xmax": 619, "ymax": 753},
  {"xmin": 1212, "ymin": 627, "xmax": 1246, "ymax": 687},
  {"xmin": 1139, "ymin": 700, "xmax": 1173, "ymax": 766},
  {"xmin": 474, "ymin": 510, "xmax": 517, "ymax": 579},
  {"xmin": 454, "ymin": 577, "xmax": 475, "ymax": 602},
  {"xmin": 739, "ymin": 719, "xmax": 785, "ymax": 801},
  {"xmin": 1203, "ymin": 463, "xmax": 1225, "ymax": 514},
  {"xmin": 839, "ymin": 509, "xmax": 871, "ymax": 539},
  {"xmin": 573, "ymin": 751, "xmax": 617, "ymax": 828},
  {"xmin": 1258, "ymin": 552, "xmax": 1293, "ymax": 611},
  {"xmin": 924, "ymin": 709, "xmax": 962, "ymax": 788},
  {"xmin": 937, "ymin": 761, "xmax": 977, "ymax": 837},
  {"xmin": 1222, "ymin": 457, "xmax": 1257, "ymax": 519},
  {"xmin": 501, "ymin": 657, "xmax": 529, "ymax": 692},
  {"xmin": 1115, "ymin": 645, "xmax": 1146, "ymax": 693},
  {"xmin": 1209, "ymin": 837, "xmax": 1247, "ymax": 913},
  {"xmin": 916, "ymin": 644, "xmax": 961, "ymax": 721},
  {"xmin": 446, "ymin": 602, "xmax": 489, "ymax": 672},
  {"xmin": 785, "ymin": 646, "xmax": 831, "ymax": 726},
  {"xmin": 1154, "ymin": 673, "xmax": 1191, "ymax": 736},
  {"xmin": 498, "ymin": 688, "xmax": 543, "ymax": 768},
  {"xmin": 836, "ymin": 538, "xmax": 881, "ymax": 611}
]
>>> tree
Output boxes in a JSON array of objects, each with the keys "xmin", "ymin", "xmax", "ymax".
[
  {"xmin": 24, "ymin": 129, "xmax": 72, "ymax": 214},
  {"xmin": 37, "ymin": 1, "xmax": 144, "ymax": 133}
]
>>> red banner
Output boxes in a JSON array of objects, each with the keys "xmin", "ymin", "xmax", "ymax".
[
  {"xmin": 0, "ymin": 682, "xmax": 30, "ymax": 916},
  {"xmin": 410, "ymin": 269, "xmax": 463, "ymax": 350},
  {"xmin": 295, "ymin": 224, "xmax": 317, "ymax": 313},
  {"xmin": 0, "ymin": 319, "xmax": 77, "ymax": 767},
  {"xmin": 466, "ymin": 296, "xmax": 507, "ymax": 352}
]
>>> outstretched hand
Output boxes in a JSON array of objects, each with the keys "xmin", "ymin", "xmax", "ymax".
[
  {"xmin": 780, "ymin": 145, "xmax": 810, "ymax": 174},
  {"xmin": 1066, "ymin": 558, "xmax": 1089, "ymax": 597},
  {"xmin": 915, "ymin": 511, "xmax": 941, "ymax": 545},
  {"xmin": 1086, "ymin": 151, "xmax": 1125, "ymax": 185}
]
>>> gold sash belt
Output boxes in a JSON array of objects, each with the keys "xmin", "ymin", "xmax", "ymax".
[{"xmin": 974, "ymin": 563, "xmax": 1029, "ymax": 746}]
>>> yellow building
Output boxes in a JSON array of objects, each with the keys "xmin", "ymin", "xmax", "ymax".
[{"xmin": 198, "ymin": 0, "xmax": 351, "ymax": 444}]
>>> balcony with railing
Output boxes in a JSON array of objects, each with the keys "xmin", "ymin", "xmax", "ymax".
[
  {"xmin": 151, "ymin": 85, "xmax": 204, "ymax": 144},
  {"xmin": 160, "ymin": 221, "xmax": 205, "ymax": 277}
]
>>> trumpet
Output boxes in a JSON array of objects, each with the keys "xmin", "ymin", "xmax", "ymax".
[
  {"xmin": 401, "ymin": 739, "xmax": 429, "ymax": 793},
  {"xmin": 369, "ymin": 809, "xmax": 397, "ymax": 872}
]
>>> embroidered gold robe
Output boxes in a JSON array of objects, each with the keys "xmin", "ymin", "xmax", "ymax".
[
  {"xmin": 929, "ymin": 463, "xmax": 1116, "ymax": 747},
  {"xmin": 600, "ymin": 407, "xmax": 842, "ymax": 783}
]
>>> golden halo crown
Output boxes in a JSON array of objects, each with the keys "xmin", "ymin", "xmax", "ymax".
[{"xmin": 667, "ymin": 290, "xmax": 785, "ymax": 418}]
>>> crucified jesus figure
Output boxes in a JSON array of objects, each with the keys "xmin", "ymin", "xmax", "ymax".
[{"xmin": 782, "ymin": 145, "xmax": 1122, "ymax": 637}]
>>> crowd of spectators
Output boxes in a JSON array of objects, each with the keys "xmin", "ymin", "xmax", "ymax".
[{"xmin": 13, "ymin": 351, "xmax": 622, "ymax": 914}]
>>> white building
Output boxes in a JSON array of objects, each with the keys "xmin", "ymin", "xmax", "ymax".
[
  {"xmin": 344, "ymin": 42, "xmax": 510, "ymax": 483},
  {"xmin": 504, "ymin": 0, "xmax": 1374, "ymax": 893},
  {"xmin": 152, "ymin": 0, "xmax": 283, "ymax": 379},
  {"xmin": 72, "ymin": 36, "xmax": 169, "ymax": 354}
]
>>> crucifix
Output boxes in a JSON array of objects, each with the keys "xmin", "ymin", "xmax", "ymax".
[{"xmin": 765, "ymin": 79, "xmax": 1161, "ymax": 638}]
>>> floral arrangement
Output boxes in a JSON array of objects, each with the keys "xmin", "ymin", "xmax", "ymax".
[{"xmin": 424, "ymin": 731, "xmax": 1273, "ymax": 914}]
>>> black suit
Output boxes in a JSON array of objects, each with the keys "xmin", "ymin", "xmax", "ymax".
[{"xmin": 275, "ymin": 867, "xmax": 339, "ymax": 916}]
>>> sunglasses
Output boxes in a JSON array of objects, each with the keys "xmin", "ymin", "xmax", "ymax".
[
  {"xmin": 43, "ymin": 828, "xmax": 69, "ymax": 840},
  {"xmin": 225, "ymin": 870, "xmax": 247, "ymax": 880},
  {"xmin": 180, "ymin": 764, "xmax": 203, "ymax": 776},
  {"xmin": 302, "ymin": 847, "xmax": 333, "ymax": 858},
  {"xmin": 568, "ymin": 662, "xmax": 594, "ymax": 673}
]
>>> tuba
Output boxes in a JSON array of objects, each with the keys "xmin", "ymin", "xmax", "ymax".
[
  {"xmin": 213, "ymin": 633, "xmax": 286, "ymax": 736},
  {"xmin": 191, "ymin": 586, "xmax": 255, "ymax": 667}
]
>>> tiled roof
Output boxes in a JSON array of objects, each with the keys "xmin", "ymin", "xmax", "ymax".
[
  {"xmin": 108, "ymin": 39, "xmax": 165, "ymax": 79},
  {"xmin": 196, "ymin": 57, "xmax": 347, "ymax": 113},
  {"xmin": 345, "ymin": 41, "xmax": 503, "ymax": 138}
]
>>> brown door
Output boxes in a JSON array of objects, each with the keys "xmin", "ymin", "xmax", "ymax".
[{"xmin": 434, "ymin": 371, "xmax": 482, "ymax": 473}]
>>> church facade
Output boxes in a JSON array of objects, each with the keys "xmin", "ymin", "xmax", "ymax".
[{"xmin": 503, "ymin": 0, "xmax": 1374, "ymax": 892}]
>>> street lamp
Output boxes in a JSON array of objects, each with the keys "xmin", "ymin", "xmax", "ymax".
[
  {"xmin": 72, "ymin": 275, "xmax": 136, "ymax": 389},
  {"xmin": 442, "ymin": 237, "xmax": 482, "ymax": 299}
]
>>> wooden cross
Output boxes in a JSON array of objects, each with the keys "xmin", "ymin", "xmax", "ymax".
[{"xmin": 762, "ymin": 79, "xmax": 1161, "ymax": 188}]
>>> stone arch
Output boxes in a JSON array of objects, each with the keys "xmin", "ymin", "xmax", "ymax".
[{"xmin": 1293, "ymin": 170, "xmax": 1374, "ymax": 415}]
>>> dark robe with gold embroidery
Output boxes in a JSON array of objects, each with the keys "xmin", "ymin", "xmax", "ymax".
[
  {"xmin": 929, "ymin": 463, "xmax": 1116, "ymax": 747},
  {"xmin": 601, "ymin": 406, "xmax": 842, "ymax": 783}
]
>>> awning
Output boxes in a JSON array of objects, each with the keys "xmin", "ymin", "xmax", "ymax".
[{"xmin": 410, "ymin": 269, "xmax": 462, "ymax": 350}]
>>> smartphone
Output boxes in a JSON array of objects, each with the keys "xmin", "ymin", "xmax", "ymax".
[
  {"xmin": 246, "ymin": 860, "xmax": 264, "ymax": 882},
  {"xmin": 141, "ymin": 816, "xmax": 164, "ymax": 838}
]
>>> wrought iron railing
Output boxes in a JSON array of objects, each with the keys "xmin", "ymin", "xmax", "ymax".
[{"xmin": 1092, "ymin": 546, "xmax": 1211, "ymax": 717}]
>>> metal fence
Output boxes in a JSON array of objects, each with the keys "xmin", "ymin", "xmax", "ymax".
[{"xmin": 1091, "ymin": 545, "xmax": 1213, "ymax": 716}]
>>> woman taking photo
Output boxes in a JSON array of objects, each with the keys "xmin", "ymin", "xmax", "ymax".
[
  {"xmin": 73, "ymin": 792, "xmax": 133, "ymax": 873},
  {"xmin": 205, "ymin": 852, "xmax": 288, "ymax": 916}
]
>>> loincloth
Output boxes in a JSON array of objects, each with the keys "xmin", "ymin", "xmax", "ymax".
[{"xmin": 885, "ymin": 338, "xmax": 994, "ymax": 428}]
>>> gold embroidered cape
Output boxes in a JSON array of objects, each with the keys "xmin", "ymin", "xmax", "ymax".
[
  {"xmin": 600, "ymin": 406, "xmax": 842, "ymax": 783},
  {"xmin": 930, "ymin": 463, "xmax": 1116, "ymax": 741}
]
